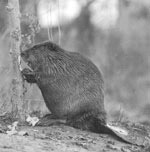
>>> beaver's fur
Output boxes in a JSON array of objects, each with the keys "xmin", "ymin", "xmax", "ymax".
[
  {"xmin": 21, "ymin": 41, "xmax": 106, "ymax": 125},
  {"xmin": 21, "ymin": 41, "xmax": 138, "ymax": 145}
]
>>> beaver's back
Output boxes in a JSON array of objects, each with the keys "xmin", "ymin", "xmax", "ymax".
[{"xmin": 37, "ymin": 51, "xmax": 105, "ymax": 119}]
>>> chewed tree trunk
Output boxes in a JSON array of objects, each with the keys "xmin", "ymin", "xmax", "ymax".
[{"xmin": 7, "ymin": 0, "xmax": 25, "ymax": 121}]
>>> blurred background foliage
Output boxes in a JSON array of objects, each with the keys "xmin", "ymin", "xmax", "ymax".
[{"xmin": 0, "ymin": 0, "xmax": 149, "ymax": 123}]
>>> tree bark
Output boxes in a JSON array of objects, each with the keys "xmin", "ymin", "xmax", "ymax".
[{"xmin": 7, "ymin": 0, "xmax": 25, "ymax": 121}]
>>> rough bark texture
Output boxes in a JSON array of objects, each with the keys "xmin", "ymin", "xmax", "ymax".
[{"xmin": 8, "ymin": 0, "xmax": 25, "ymax": 120}]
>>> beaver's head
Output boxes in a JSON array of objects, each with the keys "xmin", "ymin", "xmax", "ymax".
[{"xmin": 21, "ymin": 41, "xmax": 67, "ymax": 74}]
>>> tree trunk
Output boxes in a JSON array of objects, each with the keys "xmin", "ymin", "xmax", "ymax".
[{"xmin": 7, "ymin": 0, "xmax": 25, "ymax": 121}]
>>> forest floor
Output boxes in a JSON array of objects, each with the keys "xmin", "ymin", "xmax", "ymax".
[{"xmin": 0, "ymin": 115, "xmax": 150, "ymax": 152}]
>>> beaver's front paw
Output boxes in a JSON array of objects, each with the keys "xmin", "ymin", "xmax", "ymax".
[{"xmin": 21, "ymin": 68, "xmax": 37, "ymax": 83}]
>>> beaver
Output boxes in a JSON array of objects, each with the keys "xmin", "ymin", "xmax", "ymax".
[{"xmin": 21, "ymin": 41, "xmax": 138, "ymax": 145}]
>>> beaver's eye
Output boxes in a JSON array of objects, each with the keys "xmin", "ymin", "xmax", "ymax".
[
  {"xmin": 21, "ymin": 51, "xmax": 29, "ymax": 61},
  {"xmin": 21, "ymin": 52, "xmax": 25, "ymax": 57}
]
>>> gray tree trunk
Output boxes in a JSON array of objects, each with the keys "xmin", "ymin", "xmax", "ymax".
[{"xmin": 7, "ymin": 0, "xmax": 25, "ymax": 121}]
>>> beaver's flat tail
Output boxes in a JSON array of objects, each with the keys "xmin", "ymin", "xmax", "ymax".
[{"xmin": 91, "ymin": 117, "xmax": 142, "ymax": 147}]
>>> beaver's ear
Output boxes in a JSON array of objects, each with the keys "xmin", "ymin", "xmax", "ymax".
[{"xmin": 46, "ymin": 42, "xmax": 60, "ymax": 52}]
